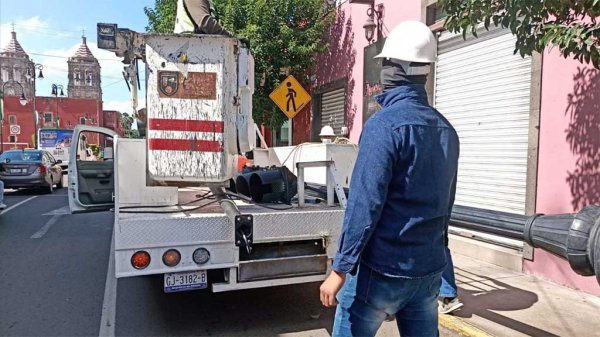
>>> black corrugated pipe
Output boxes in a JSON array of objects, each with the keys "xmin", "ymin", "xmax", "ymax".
[{"xmin": 450, "ymin": 204, "xmax": 600, "ymax": 285}]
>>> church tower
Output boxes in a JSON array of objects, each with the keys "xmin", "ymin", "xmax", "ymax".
[
  {"xmin": 67, "ymin": 36, "xmax": 101, "ymax": 100},
  {"xmin": 0, "ymin": 30, "xmax": 35, "ymax": 98}
]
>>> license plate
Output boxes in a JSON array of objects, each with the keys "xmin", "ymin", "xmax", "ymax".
[
  {"xmin": 10, "ymin": 169, "xmax": 24, "ymax": 173},
  {"xmin": 164, "ymin": 270, "xmax": 207, "ymax": 293}
]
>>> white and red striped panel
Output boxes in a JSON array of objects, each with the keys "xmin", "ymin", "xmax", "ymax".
[
  {"xmin": 147, "ymin": 118, "xmax": 228, "ymax": 182},
  {"xmin": 144, "ymin": 35, "xmax": 239, "ymax": 183}
]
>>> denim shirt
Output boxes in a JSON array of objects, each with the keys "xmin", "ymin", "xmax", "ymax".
[{"xmin": 332, "ymin": 84, "xmax": 460, "ymax": 278}]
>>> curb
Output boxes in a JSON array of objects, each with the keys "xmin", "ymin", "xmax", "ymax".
[{"xmin": 439, "ymin": 314, "xmax": 494, "ymax": 337}]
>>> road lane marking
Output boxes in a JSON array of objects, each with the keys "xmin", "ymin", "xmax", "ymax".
[
  {"xmin": 0, "ymin": 196, "xmax": 37, "ymax": 216},
  {"xmin": 30, "ymin": 214, "xmax": 62, "ymax": 239},
  {"xmin": 99, "ymin": 227, "xmax": 117, "ymax": 337},
  {"xmin": 43, "ymin": 206, "xmax": 71, "ymax": 216}
]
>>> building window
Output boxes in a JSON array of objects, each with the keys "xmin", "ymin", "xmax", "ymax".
[
  {"xmin": 8, "ymin": 115, "xmax": 17, "ymax": 125},
  {"xmin": 13, "ymin": 65, "xmax": 21, "ymax": 81},
  {"xmin": 91, "ymin": 118, "xmax": 96, "ymax": 124},
  {"xmin": 74, "ymin": 69, "xmax": 82, "ymax": 85},
  {"xmin": 9, "ymin": 135, "xmax": 17, "ymax": 143},
  {"xmin": 67, "ymin": 121, "xmax": 72, "ymax": 127},
  {"xmin": 80, "ymin": 117, "xmax": 87, "ymax": 125},
  {"xmin": 0, "ymin": 66, "xmax": 8, "ymax": 81},
  {"xmin": 44, "ymin": 112, "xmax": 53, "ymax": 123},
  {"xmin": 425, "ymin": 2, "xmax": 446, "ymax": 26},
  {"xmin": 86, "ymin": 73, "xmax": 94, "ymax": 86}
]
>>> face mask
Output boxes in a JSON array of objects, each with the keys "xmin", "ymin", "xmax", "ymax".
[
  {"xmin": 380, "ymin": 58, "xmax": 429, "ymax": 91},
  {"xmin": 321, "ymin": 138, "xmax": 333, "ymax": 144}
]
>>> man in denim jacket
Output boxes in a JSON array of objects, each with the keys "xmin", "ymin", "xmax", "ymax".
[{"xmin": 320, "ymin": 21, "xmax": 460, "ymax": 337}]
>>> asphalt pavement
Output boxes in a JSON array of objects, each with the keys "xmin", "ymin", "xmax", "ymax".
[{"xmin": 0, "ymin": 186, "xmax": 461, "ymax": 337}]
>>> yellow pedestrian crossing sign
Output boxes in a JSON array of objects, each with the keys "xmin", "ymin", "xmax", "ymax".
[{"xmin": 269, "ymin": 75, "xmax": 311, "ymax": 119}]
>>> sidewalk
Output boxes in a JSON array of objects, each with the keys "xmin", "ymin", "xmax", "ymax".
[{"xmin": 437, "ymin": 252, "xmax": 600, "ymax": 337}]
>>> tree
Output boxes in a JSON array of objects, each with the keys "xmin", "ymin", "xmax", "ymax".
[
  {"xmin": 144, "ymin": 0, "xmax": 177, "ymax": 33},
  {"xmin": 120, "ymin": 113, "xmax": 140, "ymax": 139},
  {"xmin": 144, "ymin": 0, "xmax": 333, "ymax": 130},
  {"xmin": 439, "ymin": 0, "xmax": 600, "ymax": 68}
]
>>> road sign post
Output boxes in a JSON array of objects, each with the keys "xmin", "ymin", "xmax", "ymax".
[{"xmin": 269, "ymin": 75, "xmax": 311, "ymax": 146}]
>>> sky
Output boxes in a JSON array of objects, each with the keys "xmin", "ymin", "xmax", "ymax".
[{"xmin": 0, "ymin": 0, "xmax": 157, "ymax": 113}]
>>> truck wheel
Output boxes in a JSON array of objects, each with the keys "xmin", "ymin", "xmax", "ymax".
[{"xmin": 57, "ymin": 175, "xmax": 64, "ymax": 189}]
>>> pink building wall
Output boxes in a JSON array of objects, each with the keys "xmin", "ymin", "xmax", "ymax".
[
  {"xmin": 528, "ymin": 49, "xmax": 600, "ymax": 295},
  {"xmin": 309, "ymin": 1, "xmax": 600, "ymax": 294},
  {"xmin": 297, "ymin": 0, "xmax": 422, "ymax": 143}
]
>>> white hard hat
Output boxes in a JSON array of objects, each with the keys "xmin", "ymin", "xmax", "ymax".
[
  {"xmin": 319, "ymin": 125, "xmax": 335, "ymax": 137},
  {"xmin": 374, "ymin": 21, "xmax": 437, "ymax": 63}
]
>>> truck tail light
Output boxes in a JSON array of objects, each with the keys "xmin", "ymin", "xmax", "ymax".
[
  {"xmin": 162, "ymin": 249, "xmax": 181, "ymax": 267},
  {"xmin": 131, "ymin": 251, "xmax": 151, "ymax": 269},
  {"xmin": 193, "ymin": 248, "xmax": 210, "ymax": 264}
]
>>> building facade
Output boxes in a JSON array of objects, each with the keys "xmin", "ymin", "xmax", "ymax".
[
  {"xmin": 0, "ymin": 31, "xmax": 120, "ymax": 151},
  {"xmin": 303, "ymin": 0, "xmax": 600, "ymax": 295}
]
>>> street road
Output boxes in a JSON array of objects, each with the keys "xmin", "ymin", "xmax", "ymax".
[{"xmin": 0, "ymin": 186, "xmax": 458, "ymax": 337}]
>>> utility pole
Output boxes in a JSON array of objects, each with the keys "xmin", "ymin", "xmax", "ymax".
[
  {"xmin": 27, "ymin": 63, "xmax": 44, "ymax": 146},
  {"xmin": 50, "ymin": 84, "xmax": 64, "ymax": 128}
]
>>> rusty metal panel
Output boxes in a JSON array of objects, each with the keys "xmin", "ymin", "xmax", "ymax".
[
  {"xmin": 145, "ymin": 35, "xmax": 238, "ymax": 183},
  {"xmin": 157, "ymin": 71, "xmax": 217, "ymax": 100}
]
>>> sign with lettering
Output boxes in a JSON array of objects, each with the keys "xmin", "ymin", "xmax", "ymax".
[{"xmin": 158, "ymin": 71, "xmax": 217, "ymax": 100}]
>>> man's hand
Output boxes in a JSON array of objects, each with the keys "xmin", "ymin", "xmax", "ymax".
[{"xmin": 319, "ymin": 270, "xmax": 346, "ymax": 307}]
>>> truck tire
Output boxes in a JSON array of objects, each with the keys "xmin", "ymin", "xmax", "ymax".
[{"xmin": 57, "ymin": 175, "xmax": 64, "ymax": 189}]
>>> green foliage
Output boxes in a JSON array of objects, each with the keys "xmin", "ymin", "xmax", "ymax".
[
  {"xmin": 88, "ymin": 144, "xmax": 100, "ymax": 157},
  {"xmin": 144, "ymin": 0, "xmax": 333, "ymax": 130},
  {"xmin": 439, "ymin": 0, "xmax": 600, "ymax": 68},
  {"xmin": 120, "ymin": 113, "xmax": 141, "ymax": 139},
  {"xmin": 145, "ymin": 0, "xmax": 177, "ymax": 33}
]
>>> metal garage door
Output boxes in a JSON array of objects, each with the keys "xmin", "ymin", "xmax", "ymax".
[
  {"xmin": 435, "ymin": 28, "xmax": 532, "ymax": 214},
  {"xmin": 321, "ymin": 87, "xmax": 346, "ymax": 135}
]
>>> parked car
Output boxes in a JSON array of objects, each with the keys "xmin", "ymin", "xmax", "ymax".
[{"xmin": 0, "ymin": 149, "xmax": 64, "ymax": 193}]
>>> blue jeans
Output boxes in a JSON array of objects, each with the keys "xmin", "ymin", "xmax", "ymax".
[
  {"xmin": 333, "ymin": 264, "xmax": 442, "ymax": 337},
  {"xmin": 439, "ymin": 246, "xmax": 457, "ymax": 298}
]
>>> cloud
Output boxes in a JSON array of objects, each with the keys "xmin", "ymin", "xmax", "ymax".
[
  {"xmin": 104, "ymin": 99, "xmax": 146, "ymax": 114},
  {"xmin": 0, "ymin": 17, "xmax": 50, "ymax": 52},
  {"xmin": 37, "ymin": 41, "xmax": 124, "ymax": 81}
]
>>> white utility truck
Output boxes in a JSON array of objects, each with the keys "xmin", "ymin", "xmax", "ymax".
[{"xmin": 67, "ymin": 24, "xmax": 357, "ymax": 293}]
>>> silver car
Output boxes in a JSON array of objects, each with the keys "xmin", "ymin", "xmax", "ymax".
[{"xmin": 0, "ymin": 150, "xmax": 64, "ymax": 193}]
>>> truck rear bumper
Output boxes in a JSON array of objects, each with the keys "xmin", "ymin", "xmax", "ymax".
[
  {"xmin": 212, "ymin": 271, "xmax": 326, "ymax": 292},
  {"xmin": 114, "ymin": 204, "xmax": 343, "ymax": 291}
]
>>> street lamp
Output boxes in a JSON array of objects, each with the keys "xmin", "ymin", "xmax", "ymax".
[
  {"xmin": 0, "ymin": 80, "xmax": 28, "ymax": 153},
  {"xmin": 27, "ymin": 63, "xmax": 44, "ymax": 146},
  {"xmin": 361, "ymin": 2, "xmax": 383, "ymax": 43},
  {"xmin": 51, "ymin": 84, "xmax": 64, "ymax": 128}
]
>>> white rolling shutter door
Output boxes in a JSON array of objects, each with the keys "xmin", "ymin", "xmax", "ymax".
[
  {"xmin": 435, "ymin": 29, "xmax": 532, "ymax": 214},
  {"xmin": 321, "ymin": 87, "xmax": 346, "ymax": 135}
]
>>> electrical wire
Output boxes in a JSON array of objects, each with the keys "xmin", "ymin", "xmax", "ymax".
[
  {"xmin": 119, "ymin": 199, "xmax": 221, "ymax": 214},
  {"xmin": 280, "ymin": 142, "xmax": 314, "ymax": 166}
]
